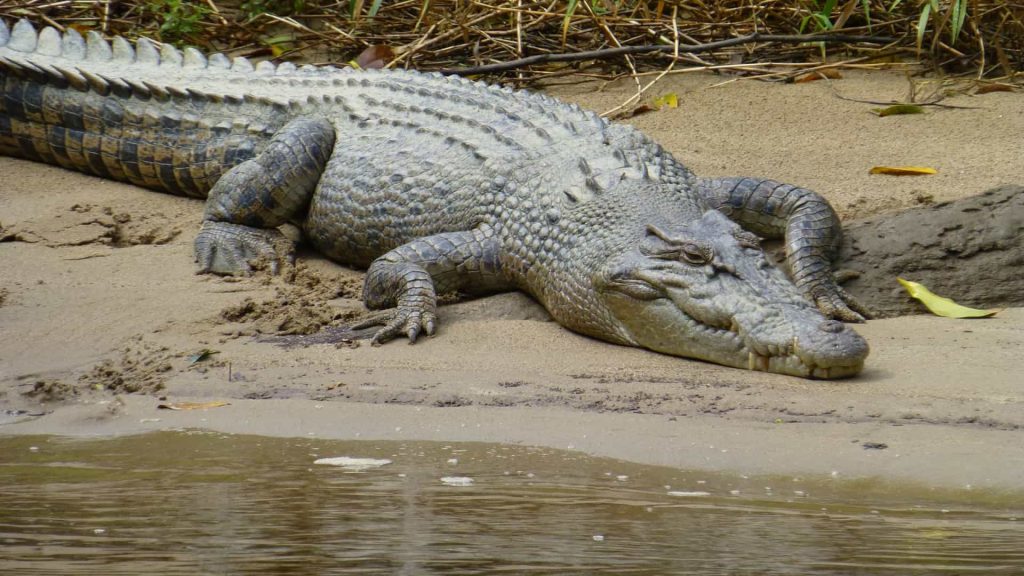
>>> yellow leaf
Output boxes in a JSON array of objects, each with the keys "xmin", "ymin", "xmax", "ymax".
[
  {"xmin": 897, "ymin": 278, "xmax": 998, "ymax": 318},
  {"xmin": 653, "ymin": 93, "xmax": 678, "ymax": 109},
  {"xmin": 158, "ymin": 401, "xmax": 231, "ymax": 411},
  {"xmin": 869, "ymin": 166, "xmax": 937, "ymax": 176}
]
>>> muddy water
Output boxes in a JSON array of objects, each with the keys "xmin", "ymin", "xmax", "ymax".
[{"xmin": 0, "ymin": 432, "xmax": 1021, "ymax": 575}]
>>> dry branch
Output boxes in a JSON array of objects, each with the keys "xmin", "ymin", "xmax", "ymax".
[{"xmin": 0, "ymin": 1, "xmax": 1020, "ymax": 83}]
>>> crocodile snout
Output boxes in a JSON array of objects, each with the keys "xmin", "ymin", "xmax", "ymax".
[{"xmin": 818, "ymin": 320, "xmax": 845, "ymax": 333}]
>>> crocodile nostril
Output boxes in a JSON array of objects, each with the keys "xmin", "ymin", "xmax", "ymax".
[{"xmin": 818, "ymin": 320, "xmax": 845, "ymax": 333}]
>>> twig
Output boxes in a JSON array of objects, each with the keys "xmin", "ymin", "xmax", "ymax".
[
  {"xmin": 828, "ymin": 82, "xmax": 983, "ymax": 109},
  {"xmin": 602, "ymin": 5, "xmax": 680, "ymax": 118},
  {"xmin": 438, "ymin": 32, "xmax": 897, "ymax": 75}
]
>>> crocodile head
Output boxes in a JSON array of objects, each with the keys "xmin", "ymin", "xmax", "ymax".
[{"xmin": 593, "ymin": 209, "xmax": 868, "ymax": 378}]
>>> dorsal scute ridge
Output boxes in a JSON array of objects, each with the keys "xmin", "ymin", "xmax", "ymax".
[
  {"xmin": 85, "ymin": 30, "xmax": 111, "ymax": 61},
  {"xmin": 159, "ymin": 43, "xmax": 182, "ymax": 67},
  {"xmin": 79, "ymin": 69, "xmax": 110, "ymax": 95},
  {"xmin": 52, "ymin": 64, "xmax": 88, "ymax": 91},
  {"xmin": 209, "ymin": 53, "xmax": 231, "ymax": 69},
  {"xmin": 60, "ymin": 28, "xmax": 86, "ymax": 60},
  {"xmin": 111, "ymin": 36, "xmax": 135, "ymax": 62},
  {"xmin": 182, "ymin": 47, "xmax": 206, "ymax": 68},
  {"xmin": 135, "ymin": 37, "xmax": 159, "ymax": 64},
  {"xmin": 100, "ymin": 73, "xmax": 131, "ymax": 97},
  {"xmin": 142, "ymin": 80, "xmax": 170, "ymax": 101},
  {"xmin": 231, "ymin": 56, "xmax": 254, "ymax": 73},
  {"xmin": 0, "ymin": 19, "xmax": 297, "ymax": 81},
  {"xmin": 36, "ymin": 26, "xmax": 61, "ymax": 56},
  {"xmin": 8, "ymin": 19, "xmax": 37, "ymax": 52},
  {"xmin": 7, "ymin": 17, "xmax": 609, "ymax": 139}
]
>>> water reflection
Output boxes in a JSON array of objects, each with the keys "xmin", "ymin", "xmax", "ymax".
[{"xmin": 0, "ymin": 432, "xmax": 1021, "ymax": 575}]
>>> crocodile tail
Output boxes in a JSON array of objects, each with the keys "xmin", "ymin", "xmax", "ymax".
[{"xmin": 0, "ymin": 18, "xmax": 323, "ymax": 79}]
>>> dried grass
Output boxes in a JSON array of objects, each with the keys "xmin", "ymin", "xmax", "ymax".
[{"xmin": 1, "ymin": 1, "xmax": 1020, "ymax": 84}]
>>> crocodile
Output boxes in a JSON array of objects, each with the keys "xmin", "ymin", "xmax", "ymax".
[{"xmin": 0, "ymin": 19, "xmax": 869, "ymax": 378}]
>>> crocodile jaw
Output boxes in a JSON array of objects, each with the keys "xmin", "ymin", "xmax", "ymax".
[{"xmin": 603, "ymin": 294, "xmax": 868, "ymax": 379}]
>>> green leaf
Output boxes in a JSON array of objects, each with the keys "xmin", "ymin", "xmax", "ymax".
[
  {"xmin": 187, "ymin": 349, "xmax": 219, "ymax": 366},
  {"xmin": 562, "ymin": 0, "xmax": 579, "ymax": 46},
  {"xmin": 916, "ymin": 2, "xmax": 932, "ymax": 50},
  {"xmin": 950, "ymin": 0, "xmax": 967, "ymax": 44},
  {"xmin": 897, "ymin": 278, "xmax": 998, "ymax": 318}
]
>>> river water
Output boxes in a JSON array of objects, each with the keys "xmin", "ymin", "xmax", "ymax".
[{"xmin": 1, "ymin": 431, "xmax": 1021, "ymax": 574}]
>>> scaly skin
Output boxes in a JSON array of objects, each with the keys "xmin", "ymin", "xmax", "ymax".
[{"xmin": 0, "ymin": 19, "xmax": 869, "ymax": 378}]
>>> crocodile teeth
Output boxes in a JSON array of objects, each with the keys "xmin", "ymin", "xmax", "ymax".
[{"xmin": 748, "ymin": 352, "xmax": 769, "ymax": 372}]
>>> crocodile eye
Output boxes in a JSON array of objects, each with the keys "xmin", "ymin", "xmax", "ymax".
[{"xmin": 679, "ymin": 242, "xmax": 713, "ymax": 265}]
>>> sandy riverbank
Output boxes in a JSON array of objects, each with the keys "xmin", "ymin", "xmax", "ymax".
[{"xmin": 1, "ymin": 70, "xmax": 1021, "ymax": 490}]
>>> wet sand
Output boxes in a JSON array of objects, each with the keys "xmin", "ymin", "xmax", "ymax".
[{"xmin": 1, "ymin": 70, "xmax": 1021, "ymax": 489}]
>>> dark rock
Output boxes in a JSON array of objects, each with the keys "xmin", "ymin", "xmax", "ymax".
[{"xmin": 840, "ymin": 185, "xmax": 1023, "ymax": 317}]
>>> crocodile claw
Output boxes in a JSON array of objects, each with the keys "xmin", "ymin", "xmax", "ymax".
[
  {"xmin": 351, "ymin": 307, "xmax": 437, "ymax": 345},
  {"xmin": 194, "ymin": 221, "xmax": 295, "ymax": 276},
  {"xmin": 808, "ymin": 281, "xmax": 873, "ymax": 323}
]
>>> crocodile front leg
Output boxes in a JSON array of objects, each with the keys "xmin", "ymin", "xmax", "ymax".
[
  {"xmin": 697, "ymin": 177, "xmax": 870, "ymax": 322},
  {"xmin": 356, "ymin": 225, "xmax": 510, "ymax": 344},
  {"xmin": 195, "ymin": 117, "xmax": 336, "ymax": 275}
]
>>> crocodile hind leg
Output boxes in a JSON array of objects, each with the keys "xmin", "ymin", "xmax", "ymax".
[
  {"xmin": 195, "ymin": 117, "xmax": 336, "ymax": 275},
  {"xmin": 697, "ymin": 177, "xmax": 871, "ymax": 322},
  {"xmin": 354, "ymin": 225, "xmax": 511, "ymax": 344}
]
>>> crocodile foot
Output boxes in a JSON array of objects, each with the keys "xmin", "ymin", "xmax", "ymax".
[
  {"xmin": 808, "ymin": 277, "xmax": 873, "ymax": 323},
  {"xmin": 194, "ymin": 221, "xmax": 295, "ymax": 276},
  {"xmin": 350, "ymin": 305, "xmax": 437, "ymax": 345}
]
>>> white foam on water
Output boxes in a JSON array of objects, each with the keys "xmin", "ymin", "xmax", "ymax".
[{"xmin": 314, "ymin": 457, "xmax": 392, "ymax": 472}]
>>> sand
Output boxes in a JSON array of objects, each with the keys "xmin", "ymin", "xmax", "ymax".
[{"xmin": 1, "ymin": 70, "xmax": 1022, "ymax": 490}]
